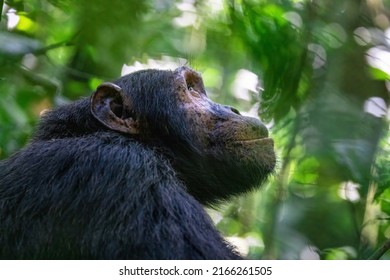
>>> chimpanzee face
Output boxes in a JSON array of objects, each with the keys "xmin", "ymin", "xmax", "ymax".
[
  {"xmin": 174, "ymin": 67, "xmax": 274, "ymax": 165},
  {"xmin": 91, "ymin": 66, "xmax": 275, "ymax": 204}
]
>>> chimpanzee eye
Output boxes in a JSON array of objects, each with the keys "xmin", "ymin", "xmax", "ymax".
[
  {"xmin": 187, "ymin": 82, "xmax": 194, "ymax": 91},
  {"xmin": 188, "ymin": 86, "xmax": 202, "ymax": 97}
]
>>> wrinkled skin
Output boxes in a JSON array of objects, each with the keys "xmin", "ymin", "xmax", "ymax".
[{"xmin": 0, "ymin": 66, "xmax": 275, "ymax": 259}]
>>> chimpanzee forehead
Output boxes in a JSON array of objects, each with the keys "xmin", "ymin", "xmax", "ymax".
[
  {"xmin": 174, "ymin": 66, "xmax": 201, "ymax": 77},
  {"xmin": 116, "ymin": 67, "xmax": 206, "ymax": 100},
  {"xmin": 121, "ymin": 68, "xmax": 174, "ymax": 82},
  {"xmin": 114, "ymin": 69, "xmax": 175, "ymax": 98}
]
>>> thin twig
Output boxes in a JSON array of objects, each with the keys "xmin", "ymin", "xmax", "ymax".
[
  {"xmin": 32, "ymin": 41, "xmax": 73, "ymax": 56},
  {"xmin": 369, "ymin": 239, "xmax": 390, "ymax": 260}
]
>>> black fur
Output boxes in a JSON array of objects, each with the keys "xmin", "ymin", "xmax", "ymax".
[{"xmin": 0, "ymin": 67, "xmax": 274, "ymax": 259}]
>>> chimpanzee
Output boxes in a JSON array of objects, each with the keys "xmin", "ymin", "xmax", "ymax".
[{"xmin": 0, "ymin": 66, "xmax": 275, "ymax": 259}]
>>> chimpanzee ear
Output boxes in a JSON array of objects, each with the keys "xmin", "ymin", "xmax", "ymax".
[{"xmin": 91, "ymin": 82, "xmax": 139, "ymax": 135}]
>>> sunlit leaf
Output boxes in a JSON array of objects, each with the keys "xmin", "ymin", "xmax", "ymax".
[{"xmin": 369, "ymin": 67, "xmax": 390, "ymax": 80}]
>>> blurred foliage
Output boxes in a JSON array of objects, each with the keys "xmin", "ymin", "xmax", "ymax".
[{"xmin": 1, "ymin": 0, "xmax": 390, "ymax": 259}]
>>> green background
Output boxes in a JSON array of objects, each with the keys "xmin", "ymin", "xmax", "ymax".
[{"xmin": 1, "ymin": 0, "xmax": 390, "ymax": 259}]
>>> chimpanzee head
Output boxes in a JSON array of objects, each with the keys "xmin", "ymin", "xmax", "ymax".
[{"xmin": 91, "ymin": 66, "xmax": 275, "ymax": 204}]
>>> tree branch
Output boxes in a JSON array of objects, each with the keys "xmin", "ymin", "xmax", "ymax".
[
  {"xmin": 32, "ymin": 41, "xmax": 73, "ymax": 56},
  {"xmin": 0, "ymin": 0, "xmax": 4, "ymax": 23},
  {"xmin": 369, "ymin": 238, "xmax": 390, "ymax": 260}
]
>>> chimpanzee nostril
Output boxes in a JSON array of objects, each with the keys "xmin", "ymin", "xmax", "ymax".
[{"xmin": 229, "ymin": 106, "xmax": 241, "ymax": 115}]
